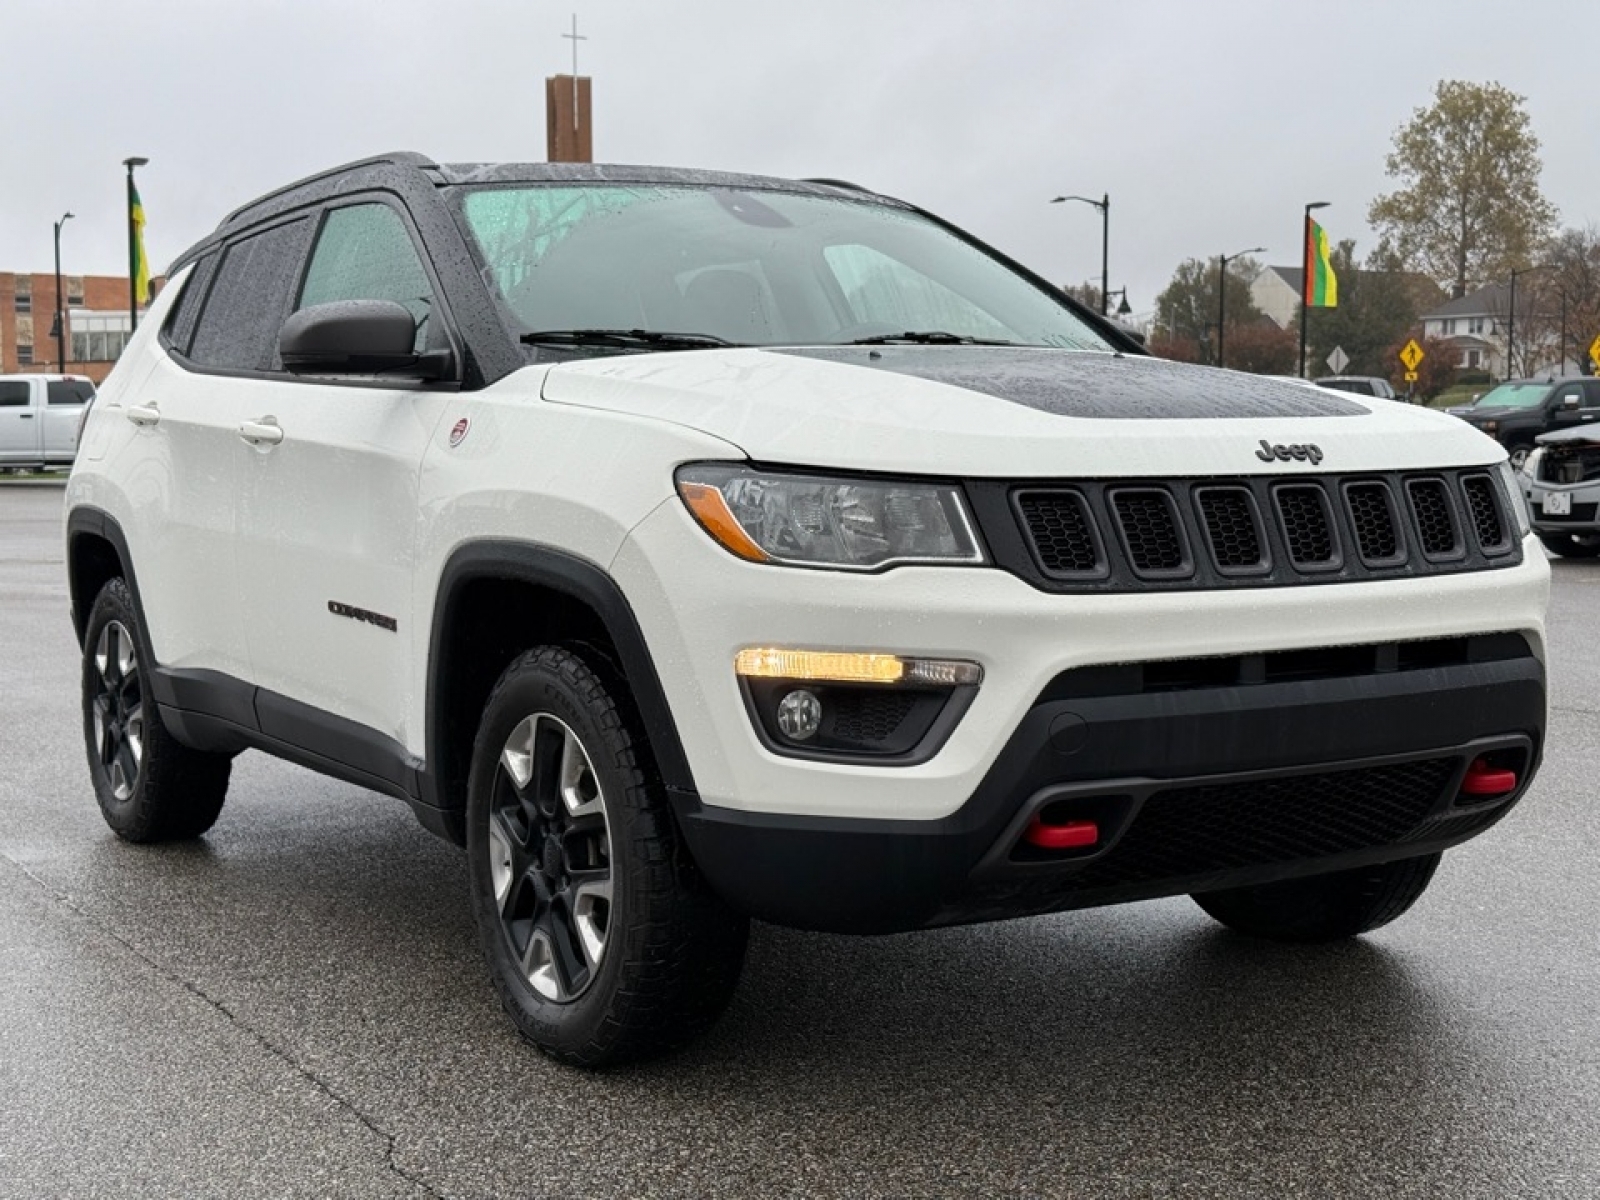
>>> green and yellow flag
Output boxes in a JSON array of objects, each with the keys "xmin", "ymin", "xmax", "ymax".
[
  {"xmin": 1303, "ymin": 217, "xmax": 1337, "ymax": 308},
  {"xmin": 130, "ymin": 182, "xmax": 149, "ymax": 305}
]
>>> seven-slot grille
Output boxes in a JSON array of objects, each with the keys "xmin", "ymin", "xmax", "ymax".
[{"xmin": 1005, "ymin": 469, "xmax": 1517, "ymax": 592}]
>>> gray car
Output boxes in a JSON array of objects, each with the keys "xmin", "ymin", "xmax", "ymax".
[{"xmin": 1522, "ymin": 424, "xmax": 1600, "ymax": 557}]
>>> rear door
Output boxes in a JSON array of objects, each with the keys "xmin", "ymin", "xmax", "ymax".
[
  {"xmin": 122, "ymin": 218, "xmax": 313, "ymax": 680},
  {"xmin": 233, "ymin": 197, "xmax": 459, "ymax": 748},
  {"xmin": 0, "ymin": 380, "xmax": 39, "ymax": 463}
]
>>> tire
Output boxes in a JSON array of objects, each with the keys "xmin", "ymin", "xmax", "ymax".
[
  {"xmin": 1191, "ymin": 852, "xmax": 1442, "ymax": 943},
  {"xmin": 1537, "ymin": 531, "xmax": 1600, "ymax": 558},
  {"xmin": 81, "ymin": 578, "xmax": 231, "ymax": 842},
  {"xmin": 465, "ymin": 646, "xmax": 748, "ymax": 1067},
  {"xmin": 1507, "ymin": 443, "xmax": 1533, "ymax": 471}
]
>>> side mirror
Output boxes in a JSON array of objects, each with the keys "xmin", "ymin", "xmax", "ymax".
[
  {"xmin": 1560, "ymin": 392, "xmax": 1582, "ymax": 410},
  {"xmin": 279, "ymin": 300, "xmax": 453, "ymax": 380}
]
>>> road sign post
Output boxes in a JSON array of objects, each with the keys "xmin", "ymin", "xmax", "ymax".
[{"xmin": 1399, "ymin": 339, "xmax": 1425, "ymax": 403}]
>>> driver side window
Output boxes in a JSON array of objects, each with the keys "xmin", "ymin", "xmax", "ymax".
[{"xmin": 298, "ymin": 203, "xmax": 436, "ymax": 353}]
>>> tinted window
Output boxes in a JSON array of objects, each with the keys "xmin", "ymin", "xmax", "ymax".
[
  {"xmin": 297, "ymin": 203, "xmax": 434, "ymax": 353},
  {"xmin": 161, "ymin": 256, "xmax": 216, "ymax": 358},
  {"xmin": 47, "ymin": 380, "xmax": 94, "ymax": 405},
  {"xmin": 188, "ymin": 218, "xmax": 312, "ymax": 372},
  {"xmin": 0, "ymin": 382, "xmax": 29, "ymax": 408}
]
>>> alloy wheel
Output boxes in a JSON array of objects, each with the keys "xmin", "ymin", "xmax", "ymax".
[
  {"xmin": 92, "ymin": 620, "xmax": 144, "ymax": 802},
  {"xmin": 486, "ymin": 713, "xmax": 614, "ymax": 1002}
]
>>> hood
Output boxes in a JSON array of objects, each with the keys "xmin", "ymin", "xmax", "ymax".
[
  {"xmin": 540, "ymin": 345, "xmax": 1505, "ymax": 476},
  {"xmin": 1536, "ymin": 424, "xmax": 1600, "ymax": 446}
]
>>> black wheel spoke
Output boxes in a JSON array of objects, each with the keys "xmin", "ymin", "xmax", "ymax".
[
  {"xmin": 93, "ymin": 620, "xmax": 143, "ymax": 801},
  {"xmin": 485, "ymin": 707, "xmax": 613, "ymax": 1004}
]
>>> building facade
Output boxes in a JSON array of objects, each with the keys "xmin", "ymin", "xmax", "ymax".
[{"xmin": 1, "ymin": 271, "xmax": 151, "ymax": 383}]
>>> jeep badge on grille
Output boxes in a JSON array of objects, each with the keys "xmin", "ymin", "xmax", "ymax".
[{"xmin": 1255, "ymin": 439, "xmax": 1324, "ymax": 465}]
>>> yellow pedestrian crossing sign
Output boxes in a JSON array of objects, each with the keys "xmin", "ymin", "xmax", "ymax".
[
  {"xmin": 1590, "ymin": 334, "xmax": 1600, "ymax": 372},
  {"xmin": 1400, "ymin": 339, "xmax": 1425, "ymax": 372}
]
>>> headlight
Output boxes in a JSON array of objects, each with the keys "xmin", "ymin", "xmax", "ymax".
[
  {"xmin": 676, "ymin": 464, "xmax": 984, "ymax": 570},
  {"xmin": 1480, "ymin": 420, "xmax": 1499, "ymax": 434},
  {"xmin": 1496, "ymin": 460, "xmax": 1532, "ymax": 538},
  {"xmin": 1520, "ymin": 447, "xmax": 1544, "ymax": 479}
]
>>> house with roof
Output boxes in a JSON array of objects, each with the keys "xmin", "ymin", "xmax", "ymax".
[
  {"xmin": 1413, "ymin": 283, "xmax": 1585, "ymax": 378},
  {"xmin": 1250, "ymin": 265, "xmax": 1446, "ymax": 334},
  {"xmin": 1420, "ymin": 285, "xmax": 1506, "ymax": 375}
]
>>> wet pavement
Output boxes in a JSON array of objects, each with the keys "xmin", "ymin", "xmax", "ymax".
[{"xmin": 2, "ymin": 482, "xmax": 1597, "ymax": 1198}]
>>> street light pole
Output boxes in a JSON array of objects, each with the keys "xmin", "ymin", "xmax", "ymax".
[
  {"xmin": 1298, "ymin": 201, "xmax": 1330, "ymax": 378},
  {"xmin": 1051, "ymin": 193, "xmax": 1110, "ymax": 316},
  {"xmin": 1216, "ymin": 246, "xmax": 1265, "ymax": 369},
  {"xmin": 123, "ymin": 156, "xmax": 148, "ymax": 334},
  {"xmin": 1506, "ymin": 263, "xmax": 1552, "ymax": 379},
  {"xmin": 53, "ymin": 211, "xmax": 74, "ymax": 374}
]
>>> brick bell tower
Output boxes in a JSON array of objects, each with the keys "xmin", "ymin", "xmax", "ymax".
[{"xmin": 546, "ymin": 15, "xmax": 593, "ymax": 163}]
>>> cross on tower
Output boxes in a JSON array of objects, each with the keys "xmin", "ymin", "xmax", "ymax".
[{"xmin": 562, "ymin": 13, "xmax": 587, "ymax": 131}]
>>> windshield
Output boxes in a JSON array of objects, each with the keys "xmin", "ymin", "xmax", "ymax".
[
  {"xmin": 455, "ymin": 184, "xmax": 1115, "ymax": 354},
  {"xmin": 1471, "ymin": 382, "xmax": 1550, "ymax": 410}
]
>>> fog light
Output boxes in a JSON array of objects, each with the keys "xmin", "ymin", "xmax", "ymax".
[{"xmin": 775, "ymin": 689, "xmax": 823, "ymax": 741}]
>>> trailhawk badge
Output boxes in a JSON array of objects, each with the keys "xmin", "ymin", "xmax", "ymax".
[{"xmin": 449, "ymin": 417, "xmax": 470, "ymax": 447}]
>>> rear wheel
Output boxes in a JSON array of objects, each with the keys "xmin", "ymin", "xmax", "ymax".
[
  {"xmin": 465, "ymin": 646, "xmax": 748, "ymax": 1066},
  {"xmin": 81, "ymin": 578, "xmax": 231, "ymax": 841},
  {"xmin": 1536, "ymin": 531, "xmax": 1600, "ymax": 558},
  {"xmin": 1192, "ymin": 853, "xmax": 1441, "ymax": 943}
]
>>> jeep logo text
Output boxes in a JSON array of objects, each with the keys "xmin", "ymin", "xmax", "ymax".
[{"xmin": 1255, "ymin": 439, "xmax": 1323, "ymax": 465}]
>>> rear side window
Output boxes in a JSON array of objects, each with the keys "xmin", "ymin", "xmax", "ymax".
[
  {"xmin": 0, "ymin": 382, "xmax": 29, "ymax": 407},
  {"xmin": 161, "ymin": 257, "xmax": 217, "ymax": 358},
  {"xmin": 47, "ymin": 381, "xmax": 94, "ymax": 405},
  {"xmin": 297, "ymin": 203, "xmax": 435, "ymax": 353},
  {"xmin": 188, "ymin": 218, "xmax": 312, "ymax": 372}
]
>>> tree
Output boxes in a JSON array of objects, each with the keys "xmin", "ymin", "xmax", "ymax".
[
  {"xmin": 1154, "ymin": 256, "xmax": 1265, "ymax": 365},
  {"xmin": 1368, "ymin": 80, "xmax": 1557, "ymax": 299},
  {"xmin": 1519, "ymin": 226, "xmax": 1600, "ymax": 375},
  {"xmin": 1061, "ymin": 280, "xmax": 1103, "ymax": 312},
  {"xmin": 1304, "ymin": 240, "xmax": 1438, "ymax": 377},
  {"xmin": 1222, "ymin": 323, "xmax": 1297, "ymax": 375}
]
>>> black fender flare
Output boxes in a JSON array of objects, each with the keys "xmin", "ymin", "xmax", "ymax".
[{"xmin": 423, "ymin": 540, "xmax": 699, "ymax": 818}]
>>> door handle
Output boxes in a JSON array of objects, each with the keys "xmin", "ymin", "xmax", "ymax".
[
  {"xmin": 238, "ymin": 418, "xmax": 284, "ymax": 446},
  {"xmin": 125, "ymin": 405, "xmax": 161, "ymax": 426},
  {"xmin": 17, "ymin": 413, "xmax": 32, "ymax": 419}
]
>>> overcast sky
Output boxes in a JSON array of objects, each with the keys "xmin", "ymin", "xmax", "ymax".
[{"xmin": 5, "ymin": 0, "xmax": 1594, "ymax": 321}]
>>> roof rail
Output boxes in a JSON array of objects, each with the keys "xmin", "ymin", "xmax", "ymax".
[
  {"xmin": 219, "ymin": 151, "xmax": 439, "ymax": 227},
  {"xmin": 803, "ymin": 177, "xmax": 875, "ymax": 195}
]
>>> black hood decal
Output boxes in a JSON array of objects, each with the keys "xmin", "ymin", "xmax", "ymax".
[{"xmin": 771, "ymin": 346, "xmax": 1367, "ymax": 420}]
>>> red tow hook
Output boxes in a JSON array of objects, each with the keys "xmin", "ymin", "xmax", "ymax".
[
  {"xmin": 1024, "ymin": 815, "xmax": 1100, "ymax": 851},
  {"xmin": 1461, "ymin": 758, "xmax": 1519, "ymax": 798}
]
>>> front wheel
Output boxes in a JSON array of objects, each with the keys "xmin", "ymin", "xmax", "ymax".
[
  {"xmin": 1507, "ymin": 443, "xmax": 1533, "ymax": 471},
  {"xmin": 1537, "ymin": 531, "xmax": 1600, "ymax": 558},
  {"xmin": 465, "ymin": 646, "xmax": 748, "ymax": 1067},
  {"xmin": 81, "ymin": 578, "xmax": 231, "ymax": 841},
  {"xmin": 1191, "ymin": 853, "xmax": 1441, "ymax": 943}
]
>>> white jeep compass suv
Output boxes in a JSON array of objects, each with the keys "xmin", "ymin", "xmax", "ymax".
[{"xmin": 66, "ymin": 153, "xmax": 1548, "ymax": 1066}]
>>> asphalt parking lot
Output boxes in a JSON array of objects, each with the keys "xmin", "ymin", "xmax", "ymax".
[{"xmin": 2, "ymin": 480, "xmax": 1597, "ymax": 1199}]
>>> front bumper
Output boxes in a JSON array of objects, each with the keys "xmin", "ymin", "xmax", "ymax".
[{"xmin": 681, "ymin": 639, "xmax": 1543, "ymax": 932}]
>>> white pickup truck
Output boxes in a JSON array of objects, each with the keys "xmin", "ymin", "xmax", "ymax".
[{"xmin": 0, "ymin": 374, "xmax": 94, "ymax": 470}]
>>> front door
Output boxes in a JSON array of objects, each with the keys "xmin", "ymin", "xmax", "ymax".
[{"xmin": 233, "ymin": 199, "xmax": 456, "ymax": 751}]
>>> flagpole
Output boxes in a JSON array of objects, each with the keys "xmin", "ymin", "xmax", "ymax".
[
  {"xmin": 123, "ymin": 156, "xmax": 148, "ymax": 334},
  {"xmin": 1299, "ymin": 200, "xmax": 1330, "ymax": 378}
]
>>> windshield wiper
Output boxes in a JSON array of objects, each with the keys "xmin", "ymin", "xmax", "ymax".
[
  {"xmin": 520, "ymin": 328, "xmax": 737, "ymax": 350},
  {"xmin": 842, "ymin": 330, "xmax": 1020, "ymax": 346}
]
